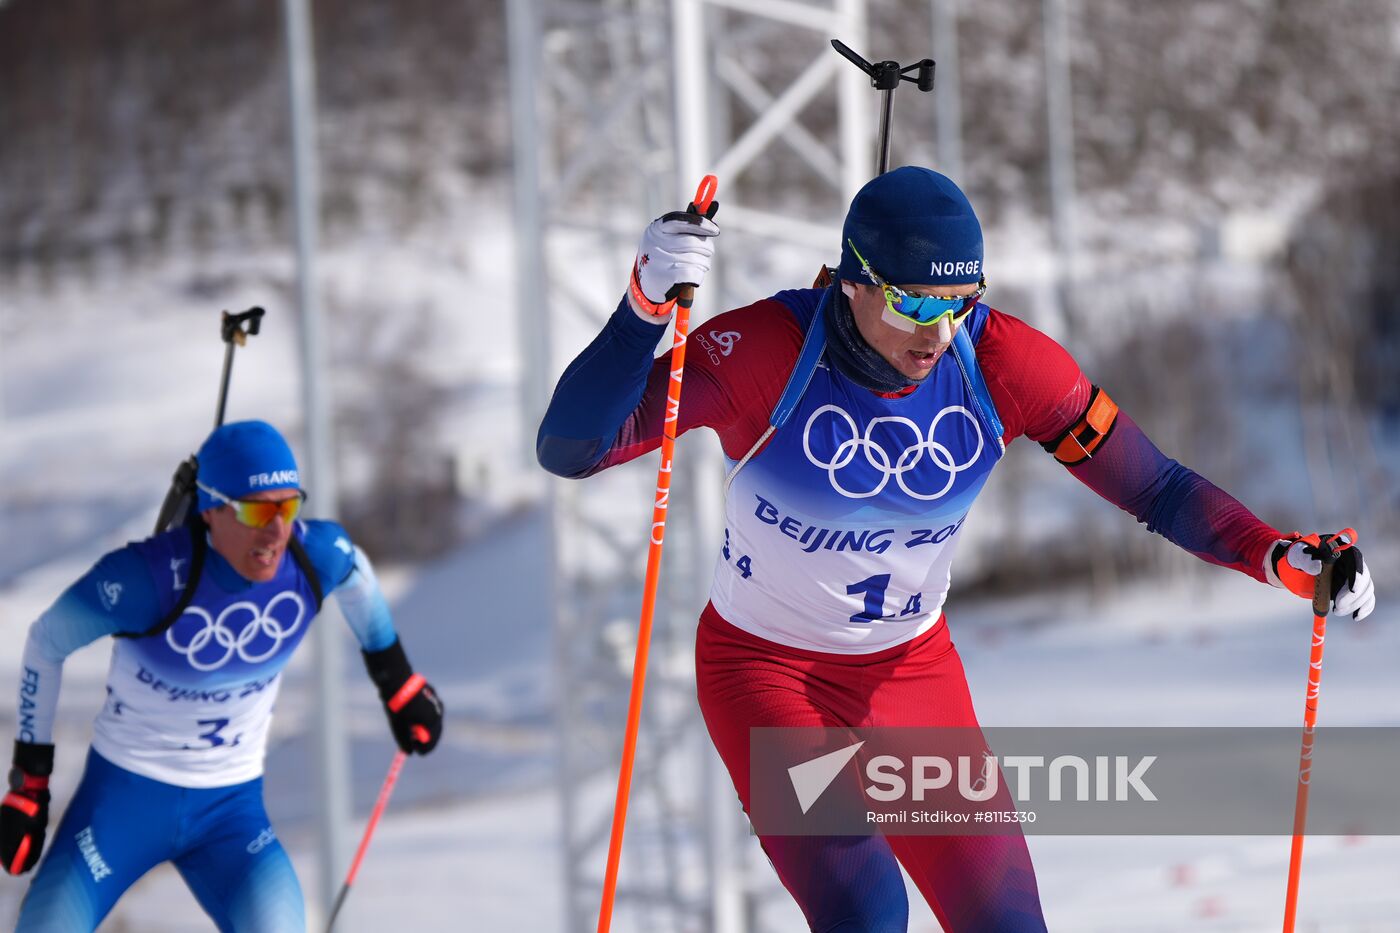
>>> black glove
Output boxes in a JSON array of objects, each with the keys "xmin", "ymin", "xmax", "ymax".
[
  {"xmin": 363, "ymin": 640, "xmax": 443, "ymax": 755},
  {"xmin": 1, "ymin": 741, "xmax": 53, "ymax": 875}
]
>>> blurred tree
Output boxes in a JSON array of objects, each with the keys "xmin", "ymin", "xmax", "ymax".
[
  {"xmin": 3, "ymin": 0, "xmax": 1396, "ymax": 264},
  {"xmin": 331, "ymin": 298, "xmax": 462, "ymax": 560},
  {"xmin": 0, "ymin": 0, "xmax": 506, "ymax": 273},
  {"xmin": 1283, "ymin": 171, "xmax": 1400, "ymax": 525}
]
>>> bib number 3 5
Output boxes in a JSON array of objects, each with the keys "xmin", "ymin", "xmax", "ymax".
[{"xmin": 193, "ymin": 718, "xmax": 241, "ymax": 750}]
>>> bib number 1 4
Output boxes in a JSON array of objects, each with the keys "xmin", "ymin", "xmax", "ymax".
[{"xmin": 845, "ymin": 574, "xmax": 922, "ymax": 624}]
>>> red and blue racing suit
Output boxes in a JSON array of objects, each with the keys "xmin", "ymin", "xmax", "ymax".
[{"xmin": 539, "ymin": 290, "xmax": 1281, "ymax": 932}]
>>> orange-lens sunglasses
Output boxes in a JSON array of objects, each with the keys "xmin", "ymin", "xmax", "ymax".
[{"xmin": 197, "ymin": 482, "xmax": 305, "ymax": 528}]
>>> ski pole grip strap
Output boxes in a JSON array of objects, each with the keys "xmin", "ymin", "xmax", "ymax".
[
  {"xmin": 12, "ymin": 742, "xmax": 53, "ymax": 779},
  {"xmin": 1041, "ymin": 385, "xmax": 1119, "ymax": 465},
  {"xmin": 2, "ymin": 794, "xmax": 38, "ymax": 818},
  {"xmin": 629, "ymin": 263, "xmax": 678, "ymax": 319},
  {"xmin": 387, "ymin": 674, "xmax": 427, "ymax": 714}
]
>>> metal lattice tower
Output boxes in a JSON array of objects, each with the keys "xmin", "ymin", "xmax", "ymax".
[{"xmin": 509, "ymin": 2, "xmax": 870, "ymax": 930}]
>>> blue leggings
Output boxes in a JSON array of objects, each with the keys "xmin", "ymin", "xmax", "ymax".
[{"xmin": 16, "ymin": 750, "xmax": 303, "ymax": 932}]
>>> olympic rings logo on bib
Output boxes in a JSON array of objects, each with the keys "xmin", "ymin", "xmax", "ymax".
[
  {"xmin": 166, "ymin": 591, "xmax": 307, "ymax": 671},
  {"xmin": 802, "ymin": 404, "xmax": 984, "ymax": 500}
]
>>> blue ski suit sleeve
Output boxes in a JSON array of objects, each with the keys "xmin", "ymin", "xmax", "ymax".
[
  {"xmin": 536, "ymin": 298, "xmax": 670, "ymax": 478},
  {"xmin": 976, "ymin": 309, "xmax": 1281, "ymax": 582},
  {"xmin": 1067, "ymin": 412, "xmax": 1280, "ymax": 581},
  {"xmin": 300, "ymin": 520, "xmax": 398, "ymax": 652},
  {"xmin": 17, "ymin": 546, "xmax": 160, "ymax": 744}
]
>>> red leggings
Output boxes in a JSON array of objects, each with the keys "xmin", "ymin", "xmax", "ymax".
[{"xmin": 696, "ymin": 603, "xmax": 1046, "ymax": 932}]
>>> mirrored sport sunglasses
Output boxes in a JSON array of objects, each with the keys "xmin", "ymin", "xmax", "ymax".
[
  {"xmin": 197, "ymin": 482, "xmax": 306, "ymax": 528},
  {"xmin": 848, "ymin": 239, "xmax": 987, "ymax": 326}
]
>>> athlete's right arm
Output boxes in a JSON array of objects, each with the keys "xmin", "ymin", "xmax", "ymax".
[
  {"xmin": 3, "ymin": 547, "xmax": 157, "ymax": 874},
  {"xmin": 15, "ymin": 547, "xmax": 159, "ymax": 745},
  {"xmin": 537, "ymin": 294, "xmax": 806, "ymax": 478},
  {"xmin": 536, "ymin": 299, "xmax": 679, "ymax": 477}
]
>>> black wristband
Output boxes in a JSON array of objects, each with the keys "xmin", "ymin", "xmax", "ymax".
[
  {"xmin": 362, "ymin": 639, "xmax": 413, "ymax": 700},
  {"xmin": 12, "ymin": 741, "xmax": 54, "ymax": 778}
]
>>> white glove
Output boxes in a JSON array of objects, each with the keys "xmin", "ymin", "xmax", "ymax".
[
  {"xmin": 626, "ymin": 210, "xmax": 720, "ymax": 320},
  {"xmin": 1265, "ymin": 532, "xmax": 1376, "ymax": 620}
]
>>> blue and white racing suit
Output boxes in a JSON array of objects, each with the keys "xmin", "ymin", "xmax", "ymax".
[{"xmin": 13, "ymin": 520, "xmax": 397, "ymax": 932}]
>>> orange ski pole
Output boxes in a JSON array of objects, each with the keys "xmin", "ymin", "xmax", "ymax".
[
  {"xmin": 596, "ymin": 174, "xmax": 719, "ymax": 933},
  {"xmin": 325, "ymin": 725, "xmax": 428, "ymax": 932},
  {"xmin": 1281, "ymin": 529, "xmax": 1352, "ymax": 933}
]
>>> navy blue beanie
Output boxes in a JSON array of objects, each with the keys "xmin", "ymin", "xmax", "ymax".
[
  {"xmin": 837, "ymin": 166, "xmax": 984, "ymax": 288},
  {"xmin": 196, "ymin": 420, "xmax": 301, "ymax": 511}
]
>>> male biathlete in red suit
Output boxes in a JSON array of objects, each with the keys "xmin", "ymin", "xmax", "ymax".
[{"xmin": 537, "ymin": 167, "xmax": 1376, "ymax": 932}]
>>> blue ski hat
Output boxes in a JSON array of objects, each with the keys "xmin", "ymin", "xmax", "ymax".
[
  {"xmin": 837, "ymin": 166, "xmax": 984, "ymax": 288},
  {"xmin": 196, "ymin": 420, "xmax": 301, "ymax": 511}
]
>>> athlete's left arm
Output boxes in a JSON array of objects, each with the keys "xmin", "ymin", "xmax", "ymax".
[
  {"xmin": 301, "ymin": 521, "xmax": 397, "ymax": 651},
  {"xmin": 301, "ymin": 521, "xmax": 443, "ymax": 754},
  {"xmin": 979, "ymin": 310, "xmax": 1282, "ymax": 582}
]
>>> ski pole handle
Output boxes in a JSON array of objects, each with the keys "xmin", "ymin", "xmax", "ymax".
[
  {"xmin": 1309, "ymin": 530, "xmax": 1350, "ymax": 617},
  {"xmin": 1312, "ymin": 563, "xmax": 1335, "ymax": 618},
  {"xmin": 688, "ymin": 174, "xmax": 718, "ymax": 216},
  {"xmin": 673, "ymin": 175, "xmax": 719, "ymax": 310}
]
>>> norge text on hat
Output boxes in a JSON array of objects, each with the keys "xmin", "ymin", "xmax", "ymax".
[{"xmin": 838, "ymin": 166, "xmax": 984, "ymax": 288}]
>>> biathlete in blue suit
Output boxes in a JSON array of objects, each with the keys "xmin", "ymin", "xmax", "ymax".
[{"xmin": 1, "ymin": 420, "xmax": 444, "ymax": 931}]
